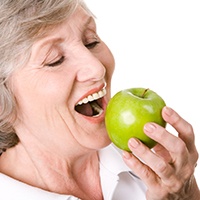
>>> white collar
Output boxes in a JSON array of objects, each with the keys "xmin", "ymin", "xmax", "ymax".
[
  {"xmin": 0, "ymin": 172, "xmax": 75, "ymax": 200},
  {"xmin": 98, "ymin": 144, "xmax": 143, "ymax": 200},
  {"xmin": 99, "ymin": 144, "xmax": 131, "ymax": 175}
]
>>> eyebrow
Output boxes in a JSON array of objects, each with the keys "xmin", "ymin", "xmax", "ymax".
[
  {"xmin": 29, "ymin": 38, "xmax": 64, "ymax": 64},
  {"xmin": 37, "ymin": 16, "xmax": 94, "ymax": 47},
  {"xmin": 35, "ymin": 38, "xmax": 64, "ymax": 52}
]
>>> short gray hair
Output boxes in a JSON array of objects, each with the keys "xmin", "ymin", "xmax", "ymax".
[{"xmin": 0, "ymin": 0, "xmax": 90, "ymax": 154}]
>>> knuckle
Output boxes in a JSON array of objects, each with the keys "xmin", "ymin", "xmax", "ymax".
[
  {"xmin": 164, "ymin": 177, "xmax": 183, "ymax": 193},
  {"xmin": 194, "ymin": 150, "xmax": 199, "ymax": 163},
  {"xmin": 186, "ymin": 122, "xmax": 193, "ymax": 133},
  {"xmin": 182, "ymin": 166, "xmax": 194, "ymax": 183},
  {"xmin": 175, "ymin": 139, "xmax": 187, "ymax": 154},
  {"xmin": 171, "ymin": 180, "xmax": 183, "ymax": 193},
  {"xmin": 188, "ymin": 167, "xmax": 195, "ymax": 178},
  {"xmin": 185, "ymin": 122, "xmax": 194, "ymax": 138},
  {"xmin": 155, "ymin": 160, "xmax": 168, "ymax": 174},
  {"xmin": 140, "ymin": 166, "xmax": 152, "ymax": 179}
]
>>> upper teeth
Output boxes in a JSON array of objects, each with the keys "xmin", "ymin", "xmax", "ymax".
[{"xmin": 76, "ymin": 87, "xmax": 106, "ymax": 105}]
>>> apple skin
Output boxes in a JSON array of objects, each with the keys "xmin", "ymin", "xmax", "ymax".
[{"xmin": 105, "ymin": 88, "xmax": 166, "ymax": 152}]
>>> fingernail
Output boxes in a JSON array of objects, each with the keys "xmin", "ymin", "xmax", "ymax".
[
  {"xmin": 144, "ymin": 123, "xmax": 156, "ymax": 133},
  {"xmin": 129, "ymin": 138, "xmax": 139, "ymax": 148},
  {"xmin": 164, "ymin": 106, "xmax": 173, "ymax": 116}
]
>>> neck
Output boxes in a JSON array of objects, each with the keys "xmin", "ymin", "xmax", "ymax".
[{"xmin": 0, "ymin": 141, "xmax": 103, "ymax": 200}]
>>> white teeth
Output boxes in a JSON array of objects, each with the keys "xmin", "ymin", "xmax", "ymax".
[
  {"xmin": 76, "ymin": 88, "xmax": 106, "ymax": 105},
  {"xmin": 92, "ymin": 92, "xmax": 99, "ymax": 100}
]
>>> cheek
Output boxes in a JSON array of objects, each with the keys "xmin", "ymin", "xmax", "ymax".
[{"xmin": 11, "ymin": 71, "xmax": 72, "ymax": 108}]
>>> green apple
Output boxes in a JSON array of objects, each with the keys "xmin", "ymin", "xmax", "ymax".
[{"xmin": 105, "ymin": 88, "xmax": 166, "ymax": 151}]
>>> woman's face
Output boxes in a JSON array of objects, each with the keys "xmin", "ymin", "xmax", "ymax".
[{"xmin": 10, "ymin": 6, "xmax": 115, "ymax": 153}]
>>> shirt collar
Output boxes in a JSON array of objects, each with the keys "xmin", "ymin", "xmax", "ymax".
[
  {"xmin": 98, "ymin": 144, "xmax": 131, "ymax": 175},
  {"xmin": 0, "ymin": 173, "xmax": 77, "ymax": 200},
  {"xmin": 98, "ymin": 144, "xmax": 133, "ymax": 200}
]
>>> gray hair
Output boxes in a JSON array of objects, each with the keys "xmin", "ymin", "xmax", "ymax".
[{"xmin": 0, "ymin": 0, "xmax": 90, "ymax": 154}]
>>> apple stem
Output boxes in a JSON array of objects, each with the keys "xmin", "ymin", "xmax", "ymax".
[{"xmin": 142, "ymin": 88, "xmax": 149, "ymax": 98}]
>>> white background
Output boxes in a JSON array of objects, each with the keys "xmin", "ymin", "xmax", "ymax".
[{"xmin": 85, "ymin": 0, "xmax": 200, "ymax": 185}]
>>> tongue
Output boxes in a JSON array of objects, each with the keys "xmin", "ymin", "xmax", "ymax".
[{"xmin": 75, "ymin": 103, "xmax": 93, "ymax": 116}]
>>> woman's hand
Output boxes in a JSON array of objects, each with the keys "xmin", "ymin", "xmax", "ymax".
[{"xmin": 122, "ymin": 106, "xmax": 200, "ymax": 200}]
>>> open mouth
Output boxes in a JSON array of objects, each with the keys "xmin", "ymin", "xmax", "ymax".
[{"xmin": 75, "ymin": 87, "xmax": 106, "ymax": 117}]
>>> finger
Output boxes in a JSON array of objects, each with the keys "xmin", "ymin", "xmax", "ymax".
[
  {"xmin": 126, "ymin": 138, "xmax": 196, "ymax": 194},
  {"xmin": 162, "ymin": 106, "xmax": 195, "ymax": 152},
  {"xmin": 127, "ymin": 138, "xmax": 175, "ymax": 180},
  {"xmin": 124, "ymin": 139, "xmax": 195, "ymax": 195},
  {"xmin": 123, "ymin": 151, "xmax": 177, "ymax": 199},
  {"xmin": 153, "ymin": 143, "xmax": 172, "ymax": 163},
  {"xmin": 122, "ymin": 150, "xmax": 159, "ymax": 187},
  {"xmin": 143, "ymin": 122, "xmax": 196, "ymax": 174},
  {"xmin": 144, "ymin": 122, "xmax": 188, "ymax": 163}
]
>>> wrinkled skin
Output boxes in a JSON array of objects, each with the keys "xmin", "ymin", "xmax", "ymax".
[
  {"xmin": 0, "ymin": 4, "xmax": 199, "ymax": 200},
  {"xmin": 1, "ymin": 6, "xmax": 115, "ymax": 200},
  {"xmin": 123, "ymin": 106, "xmax": 200, "ymax": 200}
]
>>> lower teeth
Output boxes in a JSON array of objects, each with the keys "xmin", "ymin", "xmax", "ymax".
[{"xmin": 90, "ymin": 102, "xmax": 103, "ymax": 117}]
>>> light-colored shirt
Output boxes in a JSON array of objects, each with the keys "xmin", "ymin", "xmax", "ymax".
[
  {"xmin": 99, "ymin": 144, "xmax": 147, "ymax": 200},
  {"xmin": 0, "ymin": 144, "xmax": 147, "ymax": 200}
]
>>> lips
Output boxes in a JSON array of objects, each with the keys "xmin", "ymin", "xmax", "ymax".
[{"xmin": 75, "ymin": 86, "xmax": 106, "ymax": 117}]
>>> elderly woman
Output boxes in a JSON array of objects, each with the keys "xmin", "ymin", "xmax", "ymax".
[{"xmin": 0, "ymin": 0, "xmax": 199, "ymax": 199}]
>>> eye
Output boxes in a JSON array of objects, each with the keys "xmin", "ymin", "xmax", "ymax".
[
  {"xmin": 46, "ymin": 56, "xmax": 65, "ymax": 67},
  {"xmin": 85, "ymin": 41, "xmax": 100, "ymax": 49}
]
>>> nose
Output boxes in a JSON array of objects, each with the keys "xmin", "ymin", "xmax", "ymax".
[{"xmin": 76, "ymin": 50, "xmax": 106, "ymax": 82}]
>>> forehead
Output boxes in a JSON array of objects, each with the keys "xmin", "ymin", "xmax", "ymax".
[
  {"xmin": 28, "ymin": 6, "xmax": 96, "ymax": 63},
  {"xmin": 37, "ymin": 7, "xmax": 95, "ymax": 43},
  {"xmin": 70, "ymin": 6, "xmax": 95, "ymax": 27}
]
